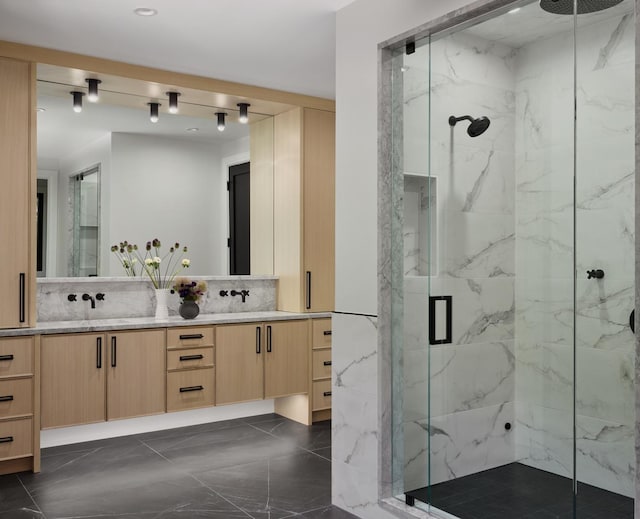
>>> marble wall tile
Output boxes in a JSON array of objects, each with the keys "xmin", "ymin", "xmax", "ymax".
[
  {"xmin": 37, "ymin": 277, "xmax": 277, "ymax": 321},
  {"xmin": 404, "ymin": 402, "xmax": 515, "ymax": 490}
]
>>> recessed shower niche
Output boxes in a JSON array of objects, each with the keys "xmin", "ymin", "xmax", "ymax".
[{"xmin": 403, "ymin": 174, "xmax": 437, "ymax": 277}]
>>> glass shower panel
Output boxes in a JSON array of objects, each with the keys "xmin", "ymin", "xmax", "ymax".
[{"xmin": 575, "ymin": 1, "xmax": 635, "ymax": 515}]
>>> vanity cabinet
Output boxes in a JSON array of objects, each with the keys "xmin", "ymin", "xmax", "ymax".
[
  {"xmin": 215, "ymin": 320, "xmax": 309, "ymax": 405},
  {"xmin": 41, "ymin": 333, "xmax": 106, "ymax": 428},
  {"xmin": 310, "ymin": 318, "xmax": 332, "ymax": 422},
  {"xmin": 106, "ymin": 330, "xmax": 165, "ymax": 420},
  {"xmin": 166, "ymin": 326, "xmax": 215, "ymax": 412},
  {"xmin": 0, "ymin": 57, "xmax": 35, "ymax": 329},
  {"xmin": 41, "ymin": 329, "xmax": 165, "ymax": 427},
  {"xmin": 0, "ymin": 336, "xmax": 39, "ymax": 475}
]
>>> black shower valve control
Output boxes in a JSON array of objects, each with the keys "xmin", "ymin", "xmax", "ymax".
[{"xmin": 586, "ymin": 269, "xmax": 605, "ymax": 280}]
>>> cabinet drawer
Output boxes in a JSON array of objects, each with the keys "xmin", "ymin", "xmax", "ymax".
[
  {"xmin": 312, "ymin": 319, "xmax": 332, "ymax": 349},
  {"xmin": 167, "ymin": 347, "xmax": 214, "ymax": 371},
  {"xmin": 0, "ymin": 418, "xmax": 33, "ymax": 460},
  {"xmin": 0, "ymin": 379, "xmax": 32, "ymax": 418},
  {"xmin": 312, "ymin": 380, "xmax": 332, "ymax": 411},
  {"xmin": 312, "ymin": 350, "xmax": 332, "ymax": 380},
  {"xmin": 0, "ymin": 337, "xmax": 33, "ymax": 377},
  {"xmin": 167, "ymin": 369, "xmax": 215, "ymax": 412},
  {"xmin": 167, "ymin": 327, "xmax": 214, "ymax": 348}
]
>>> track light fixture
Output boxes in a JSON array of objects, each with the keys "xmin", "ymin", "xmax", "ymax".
[
  {"xmin": 215, "ymin": 112, "xmax": 227, "ymax": 132},
  {"xmin": 237, "ymin": 103, "xmax": 250, "ymax": 124},
  {"xmin": 71, "ymin": 91, "xmax": 85, "ymax": 113},
  {"xmin": 85, "ymin": 78, "xmax": 102, "ymax": 102},
  {"xmin": 166, "ymin": 91, "xmax": 181, "ymax": 114},
  {"xmin": 148, "ymin": 102, "xmax": 161, "ymax": 123}
]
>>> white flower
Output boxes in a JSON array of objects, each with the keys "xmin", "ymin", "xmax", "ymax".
[
  {"xmin": 153, "ymin": 256, "xmax": 161, "ymax": 264},
  {"xmin": 145, "ymin": 258, "xmax": 153, "ymax": 266},
  {"xmin": 182, "ymin": 259, "xmax": 190, "ymax": 267}
]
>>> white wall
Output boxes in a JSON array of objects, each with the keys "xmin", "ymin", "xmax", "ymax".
[{"xmin": 109, "ymin": 133, "xmax": 224, "ymax": 277}]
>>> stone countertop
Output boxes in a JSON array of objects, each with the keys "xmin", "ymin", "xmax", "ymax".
[{"xmin": 0, "ymin": 311, "xmax": 332, "ymax": 337}]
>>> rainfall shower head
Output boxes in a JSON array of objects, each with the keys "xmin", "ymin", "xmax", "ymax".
[
  {"xmin": 539, "ymin": 0, "xmax": 624, "ymax": 15},
  {"xmin": 448, "ymin": 115, "xmax": 491, "ymax": 137}
]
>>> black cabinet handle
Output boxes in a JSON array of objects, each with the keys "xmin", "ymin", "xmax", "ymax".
[
  {"xmin": 256, "ymin": 326, "xmax": 261, "ymax": 354},
  {"xmin": 0, "ymin": 395, "xmax": 14, "ymax": 402},
  {"xmin": 429, "ymin": 296, "xmax": 453, "ymax": 345},
  {"xmin": 306, "ymin": 271, "xmax": 312, "ymax": 310},
  {"xmin": 19, "ymin": 273, "xmax": 25, "ymax": 323},
  {"xmin": 111, "ymin": 336, "xmax": 117, "ymax": 367},
  {"xmin": 179, "ymin": 385, "xmax": 204, "ymax": 393},
  {"xmin": 323, "ymin": 391, "xmax": 332, "ymax": 397},
  {"xmin": 0, "ymin": 355, "xmax": 14, "ymax": 362},
  {"xmin": 96, "ymin": 337, "xmax": 102, "ymax": 369},
  {"xmin": 0, "ymin": 436, "xmax": 14, "ymax": 444},
  {"xmin": 630, "ymin": 309, "xmax": 635, "ymax": 334},
  {"xmin": 323, "ymin": 330, "xmax": 332, "ymax": 336},
  {"xmin": 179, "ymin": 334, "xmax": 204, "ymax": 340},
  {"xmin": 180, "ymin": 354, "xmax": 204, "ymax": 361},
  {"xmin": 323, "ymin": 360, "xmax": 332, "ymax": 366},
  {"xmin": 267, "ymin": 325, "xmax": 272, "ymax": 353}
]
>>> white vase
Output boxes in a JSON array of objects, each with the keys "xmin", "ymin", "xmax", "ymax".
[{"xmin": 154, "ymin": 288, "xmax": 170, "ymax": 320}]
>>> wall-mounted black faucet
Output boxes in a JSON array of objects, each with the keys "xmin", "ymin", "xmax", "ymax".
[
  {"xmin": 82, "ymin": 293, "xmax": 96, "ymax": 309},
  {"xmin": 587, "ymin": 269, "xmax": 605, "ymax": 279},
  {"xmin": 230, "ymin": 289, "xmax": 250, "ymax": 303}
]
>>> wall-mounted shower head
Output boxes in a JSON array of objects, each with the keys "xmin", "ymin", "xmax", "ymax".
[
  {"xmin": 539, "ymin": 0, "xmax": 623, "ymax": 15},
  {"xmin": 448, "ymin": 115, "xmax": 491, "ymax": 137}
]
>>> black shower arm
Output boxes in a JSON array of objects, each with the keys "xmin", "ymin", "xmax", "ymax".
[{"xmin": 449, "ymin": 115, "xmax": 474, "ymax": 126}]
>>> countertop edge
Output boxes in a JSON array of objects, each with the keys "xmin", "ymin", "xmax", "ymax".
[{"xmin": 0, "ymin": 311, "xmax": 333, "ymax": 336}]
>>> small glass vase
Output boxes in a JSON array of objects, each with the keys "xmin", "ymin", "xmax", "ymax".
[
  {"xmin": 154, "ymin": 288, "xmax": 171, "ymax": 320},
  {"xmin": 179, "ymin": 300, "xmax": 200, "ymax": 320}
]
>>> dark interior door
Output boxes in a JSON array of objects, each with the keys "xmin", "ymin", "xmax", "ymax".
[{"xmin": 228, "ymin": 162, "xmax": 250, "ymax": 275}]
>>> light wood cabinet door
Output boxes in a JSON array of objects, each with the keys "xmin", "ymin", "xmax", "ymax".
[
  {"xmin": 215, "ymin": 324, "xmax": 264, "ymax": 405},
  {"xmin": 106, "ymin": 329, "xmax": 165, "ymax": 420},
  {"xmin": 303, "ymin": 108, "xmax": 335, "ymax": 312},
  {"xmin": 264, "ymin": 320, "xmax": 309, "ymax": 399},
  {"xmin": 41, "ymin": 333, "xmax": 106, "ymax": 429},
  {"xmin": 0, "ymin": 58, "xmax": 34, "ymax": 329}
]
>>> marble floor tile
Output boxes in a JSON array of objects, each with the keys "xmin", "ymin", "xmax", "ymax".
[
  {"xmin": 0, "ymin": 474, "xmax": 42, "ymax": 516},
  {"xmin": 250, "ymin": 417, "xmax": 332, "ymax": 451}
]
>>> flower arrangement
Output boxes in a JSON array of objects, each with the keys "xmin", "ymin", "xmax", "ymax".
[
  {"xmin": 110, "ymin": 239, "xmax": 190, "ymax": 289},
  {"xmin": 172, "ymin": 277, "xmax": 207, "ymax": 303}
]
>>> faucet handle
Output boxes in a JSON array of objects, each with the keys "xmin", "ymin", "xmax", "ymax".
[
  {"xmin": 67, "ymin": 294, "xmax": 77, "ymax": 302},
  {"xmin": 96, "ymin": 293, "xmax": 105, "ymax": 301}
]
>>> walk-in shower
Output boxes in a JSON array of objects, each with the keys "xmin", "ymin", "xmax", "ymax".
[{"xmin": 385, "ymin": 0, "xmax": 636, "ymax": 517}]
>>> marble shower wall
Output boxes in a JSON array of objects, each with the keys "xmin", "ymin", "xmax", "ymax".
[
  {"xmin": 37, "ymin": 277, "xmax": 277, "ymax": 321},
  {"xmin": 401, "ymin": 31, "xmax": 517, "ymax": 491},
  {"xmin": 514, "ymin": 11, "xmax": 636, "ymax": 496}
]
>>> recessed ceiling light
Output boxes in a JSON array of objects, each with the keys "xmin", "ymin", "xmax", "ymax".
[
  {"xmin": 508, "ymin": 7, "xmax": 521, "ymax": 13},
  {"xmin": 134, "ymin": 7, "xmax": 158, "ymax": 16},
  {"xmin": 186, "ymin": 128, "xmax": 199, "ymax": 132},
  {"xmin": 36, "ymin": 107, "xmax": 46, "ymax": 112}
]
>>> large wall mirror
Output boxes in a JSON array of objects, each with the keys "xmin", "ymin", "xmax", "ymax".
[{"xmin": 36, "ymin": 64, "xmax": 281, "ymax": 278}]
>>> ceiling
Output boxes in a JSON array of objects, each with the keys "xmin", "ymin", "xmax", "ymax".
[{"xmin": 0, "ymin": 0, "xmax": 356, "ymax": 100}]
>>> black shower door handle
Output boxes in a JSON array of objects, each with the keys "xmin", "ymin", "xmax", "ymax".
[
  {"xmin": 630, "ymin": 309, "xmax": 635, "ymax": 334},
  {"xmin": 429, "ymin": 295, "xmax": 452, "ymax": 345}
]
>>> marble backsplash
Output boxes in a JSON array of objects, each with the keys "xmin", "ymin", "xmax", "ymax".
[{"xmin": 37, "ymin": 276, "xmax": 277, "ymax": 322}]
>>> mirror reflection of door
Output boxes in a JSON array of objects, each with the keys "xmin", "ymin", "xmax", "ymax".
[
  {"xmin": 228, "ymin": 162, "xmax": 250, "ymax": 275},
  {"xmin": 71, "ymin": 165, "xmax": 100, "ymax": 277}
]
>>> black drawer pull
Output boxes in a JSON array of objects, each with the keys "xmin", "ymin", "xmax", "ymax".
[
  {"xmin": 266, "ymin": 325, "xmax": 272, "ymax": 353},
  {"xmin": 256, "ymin": 326, "xmax": 261, "ymax": 354},
  {"xmin": 96, "ymin": 337, "xmax": 102, "ymax": 369},
  {"xmin": 323, "ymin": 330, "xmax": 332, "ymax": 336},
  {"xmin": 323, "ymin": 391, "xmax": 332, "ymax": 397},
  {"xmin": 111, "ymin": 336, "xmax": 117, "ymax": 368},
  {"xmin": 0, "ymin": 436, "xmax": 14, "ymax": 444},
  {"xmin": 179, "ymin": 334, "xmax": 204, "ymax": 340},
  {"xmin": 179, "ymin": 385, "xmax": 204, "ymax": 393},
  {"xmin": 180, "ymin": 354, "xmax": 204, "ymax": 361},
  {"xmin": 0, "ymin": 395, "xmax": 14, "ymax": 402},
  {"xmin": 0, "ymin": 355, "xmax": 14, "ymax": 362},
  {"xmin": 323, "ymin": 360, "xmax": 332, "ymax": 366}
]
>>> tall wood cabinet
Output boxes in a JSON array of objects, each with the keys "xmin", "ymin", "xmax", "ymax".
[
  {"xmin": 252, "ymin": 107, "xmax": 335, "ymax": 312},
  {"xmin": 0, "ymin": 57, "xmax": 35, "ymax": 329}
]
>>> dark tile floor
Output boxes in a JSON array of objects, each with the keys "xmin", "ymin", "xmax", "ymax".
[
  {"xmin": 0, "ymin": 414, "xmax": 358, "ymax": 519},
  {"xmin": 406, "ymin": 462, "xmax": 633, "ymax": 519}
]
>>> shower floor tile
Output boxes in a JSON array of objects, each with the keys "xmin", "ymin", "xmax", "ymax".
[{"xmin": 405, "ymin": 462, "xmax": 632, "ymax": 519}]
